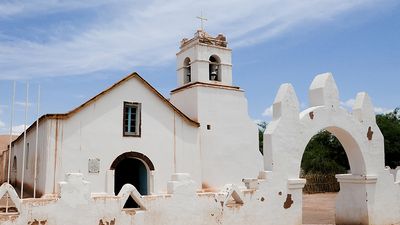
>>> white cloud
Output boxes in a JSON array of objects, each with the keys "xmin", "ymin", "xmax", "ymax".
[
  {"xmin": 341, "ymin": 98, "xmax": 392, "ymax": 114},
  {"xmin": 0, "ymin": 0, "xmax": 396, "ymax": 79},
  {"xmin": 0, "ymin": 124, "xmax": 29, "ymax": 135},
  {"xmin": 262, "ymin": 105, "xmax": 273, "ymax": 117},
  {"xmin": 10, "ymin": 124, "xmax": 27, "ymax": 135},
  {"xmin": 373, "ymin": 107, "xmax": 392, "ymax": 114},
  {"xmin": 0, "ymin": 1, "xmax": 115, "ymax": 18},
  {"xmin": 15, "ymin": 101, "xmax": 33, "ymax": 107},
  {"xmin": 341, "ymin": 98, "xmax": 356, "ymax": 108}
]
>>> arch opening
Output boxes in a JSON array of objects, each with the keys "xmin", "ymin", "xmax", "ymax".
[
  {"xmin": 183, "ymin": 57, "xmax": 191, "ymax": 84},
  {"xmin": 111, "ymin": 152, "xmax": 154, "ymax": 208},
  {"xmin": 300, "ymin": 128, "xmax": 366, "ymax": 224},
  {"xmin": 297, "ymin": 125, "xmax": 366, "ymax": 177},
  {"xmin": 209, "ymin": 55, "xmax": 221, "ymax": 81}
]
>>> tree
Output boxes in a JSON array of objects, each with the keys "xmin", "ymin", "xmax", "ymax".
[
  {"xmin": 376, "ymin": 108, "xmax": 400, "ymax": 168},
  {"xmin": 301, "ymin": 130, "xmax": 349, "ymax": 175}
]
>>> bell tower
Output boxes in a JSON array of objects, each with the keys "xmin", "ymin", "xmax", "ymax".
[
  {"xmin": 176, "ymin": 30, "xmax": 232, "ymax": 87},
  {"xmin": 170, "ymin": 30, "xmax": 262, "ymax": 190}
]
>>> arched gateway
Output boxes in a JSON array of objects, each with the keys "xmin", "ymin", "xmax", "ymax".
[
  {"xmin": 264, "ymin": 73, "xmax": 398, "ymax": 224},
  {"xmin": 110, "ymin": 152, "xmax": 154, "ymax": 207}
]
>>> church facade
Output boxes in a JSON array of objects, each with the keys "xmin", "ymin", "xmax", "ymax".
[
  {"xmin": 1, "ymin": 30, "xmax": 400, "ymax": 225},
  {"xmin": 9, "ymin": 30, "xmax": 263, "ymax": 197}
]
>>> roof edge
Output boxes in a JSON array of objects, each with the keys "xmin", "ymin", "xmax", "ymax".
[{"xmin": 12, "ymin": 72, "xmax": 200, "ymax": 145}]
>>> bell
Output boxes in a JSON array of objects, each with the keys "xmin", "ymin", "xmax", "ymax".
[{"xmin": 210, "ymin": 71, "xmax": 217, "ymax": 81}]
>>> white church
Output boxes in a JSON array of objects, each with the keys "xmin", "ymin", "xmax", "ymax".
[
  {"xmin": 3, "ymin": 29, "xmax": 400, "ymax": 225},
  {"xmin": 9, "ymin": 30, "xmax": 263, "ymax": 198}
]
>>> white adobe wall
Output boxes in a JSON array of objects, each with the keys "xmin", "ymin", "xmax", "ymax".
[
  {"xmin": 50, "ymin": 77, "xmax": 201, "ymax": 195},
  {"xmin": 10, "ymin": 119, "xmax": 51, "ymax": 196},
  {"xmin": 0, "ymin": 172, "xmax": 306, "ymax": 225},
  {"xmin": 171, "ymin": 85, "xmax": 263, "ymax": 190}
]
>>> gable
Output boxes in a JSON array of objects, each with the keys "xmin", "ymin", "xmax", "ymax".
[{"xmin": 12, "ymin": 72, "xmax": 199, "ymax": 145}]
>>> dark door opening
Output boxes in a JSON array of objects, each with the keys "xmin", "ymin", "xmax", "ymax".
[{"xmin": 114, "ymin": 157, "xmax": 148, "ymax": 208}]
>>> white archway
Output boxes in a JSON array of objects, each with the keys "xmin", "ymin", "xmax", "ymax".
[{"xmin": 263, "ymin": 73, "xmax": 394, "ymax": 224}]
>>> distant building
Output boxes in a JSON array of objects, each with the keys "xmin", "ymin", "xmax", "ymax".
[{"xmin": 0, "ymin": 135, "xmax": 17, "ymax": 183}]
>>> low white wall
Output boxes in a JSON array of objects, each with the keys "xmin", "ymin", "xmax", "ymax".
[
  {"xmin": 0, "ymin": 173, "xmax": 306, "ymax": 225},
  {"xmin": 1, "ymin": 170, "xmax": 399, "ymax": 225}
]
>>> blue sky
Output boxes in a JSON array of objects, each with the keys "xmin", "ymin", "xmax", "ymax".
[{"xmin": 0, "ymin": 0, "xmax": 399, "ymax": 134}]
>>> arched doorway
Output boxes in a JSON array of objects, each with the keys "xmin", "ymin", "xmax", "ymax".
[
  {"xmin": 301, "ymin": 130, "xmax": 350, "ymax": 224},
  {"xmin": 110, "ymin": 152, "xmax": 154, "ymax": 208}
]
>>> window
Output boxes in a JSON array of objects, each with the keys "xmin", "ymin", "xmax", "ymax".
[
  {"xmin": 25, "ymin": 143, "xmax": 29, "ymax": 170},
  {"xmin": 12, "ymin": 156, "xmax": 17, "ymax": 171},
  {"xmin": 123, "ymin": 102, "xmax": 141, "ymax": 136}
]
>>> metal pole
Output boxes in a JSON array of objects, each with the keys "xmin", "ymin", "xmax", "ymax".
[
  {"xmin": 21, "ymin": 82, "xmax": 29, "ymax": 199},
  {"xmin": 7, "ymin": 81, "xmax": 15, "ymax": 184},
  {"xmin": 33, "ymin": 85, "xmax": 40, "ymax": 198},
  {"xmin": 5, "ymin": 81, "xmax": 16, "ymax": 213}
]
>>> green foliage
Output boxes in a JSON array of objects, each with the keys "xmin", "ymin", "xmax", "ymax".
[
  {"xmin": 301, "ymin": 130, "xmax": 349, "ymax": 175},
  {"xmin": 257, "ymin": 121, "xmax": 268, "ymax": 154},
  {"xmin": 376, "ymin": 108, "xmax": 400, "ymax": 168}
]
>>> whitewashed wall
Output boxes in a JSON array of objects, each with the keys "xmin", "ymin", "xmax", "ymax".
[
  {"xmin": 171, "ymin": 85, "xmax": 263, "ymax": 190},
  {"xmin": 53, "ymin": 76, "xmax": 200, "ymax": 194},
  {"xmin": 0, "ymin": 172, "xmax": 307, "ymax": 225},
  {"xmin": 11, "ymin": 75, "xmax": 201, "ymax": 196},
  {"xmin": 6, "ymin": 73, "xmax": 400, "ymax": 225},
  {"xmin": 10, "ymin": 119, "xmax": 51, "ymax": 196}
]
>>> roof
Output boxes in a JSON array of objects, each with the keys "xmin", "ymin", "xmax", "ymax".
[
  {"xmin": 13, "ymin": 72, "xmax": 200, "ymax": 144},
  {"xmin": 171, "ymin": 81, "xmax": 241, "ymax": 94}
]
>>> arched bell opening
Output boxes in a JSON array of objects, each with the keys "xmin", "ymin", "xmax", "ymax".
[
  {"xmin": 183, "ymin": 57, "xmax": 191, "ymax": 84},
  {"xmin": 209, "ymin": 55, "xmax": 221, "ymax": 81}
]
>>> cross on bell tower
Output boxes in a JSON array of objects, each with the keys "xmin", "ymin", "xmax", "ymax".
[{"xmin": 196, "ymin": 12, "xmax": 207, "ymax": 31}]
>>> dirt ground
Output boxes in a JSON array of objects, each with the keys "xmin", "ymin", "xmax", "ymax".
[{"xmin": 303, "ymin": 192, "xmax": 337, "ymax": 225}]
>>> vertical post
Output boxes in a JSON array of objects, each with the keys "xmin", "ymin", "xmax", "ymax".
[
  {"xmin": 6, "ymin": 81, "xmax": 16, "ymax": 213},
  {"xmin": 21, "ymin": 82, "xmax": 29, "ymax": 198},
  {"xmin": 173, "ymin": 113, "xmax": 176, "ymax": 173},
  {"xmin": 33, "ymin": 85, "xmax": 40, "ymax": 198},
  {"xmin": 7, "ymin": 81, "xmax": 16, "ymax": 184}
]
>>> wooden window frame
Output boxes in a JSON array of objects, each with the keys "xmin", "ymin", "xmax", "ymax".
[{"xmin": 123, "ymin": 102, "xmax": 141, "ymax": 137}]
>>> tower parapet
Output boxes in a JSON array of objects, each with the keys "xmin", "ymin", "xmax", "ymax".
[
  {"xmin": 180, "ymin": 30, "xmax": 228, "ymax": 49},
  {"xmin": 175, "ymin": 30, "xmax": 232, "ymax": 87}
]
